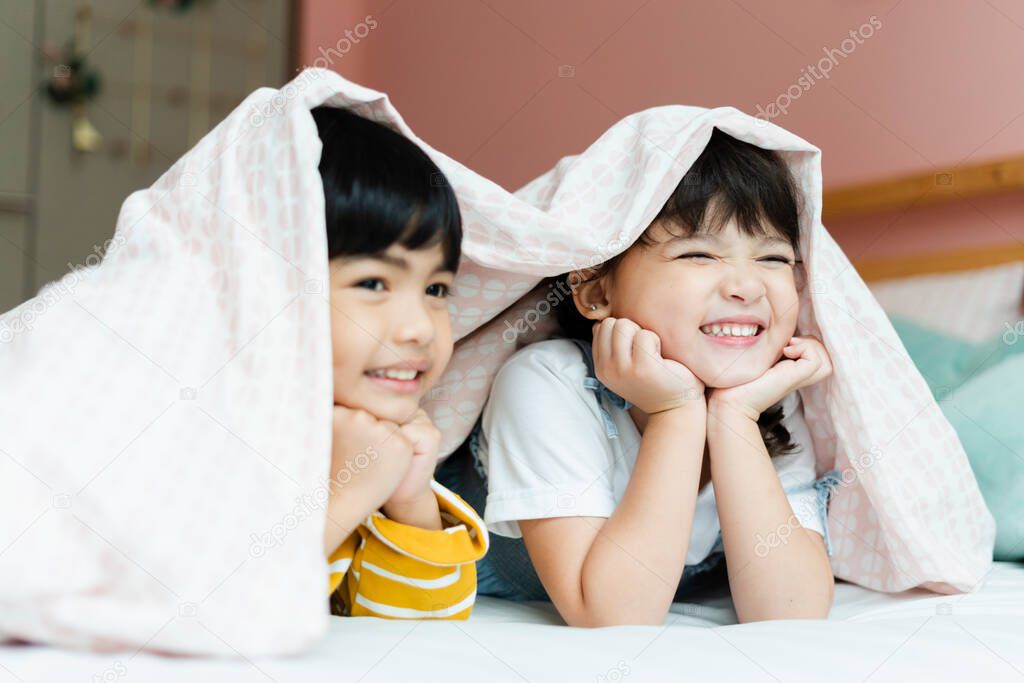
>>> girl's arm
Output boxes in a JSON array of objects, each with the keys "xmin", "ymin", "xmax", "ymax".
[
  {"xmin": 706, "ymin": 400, "xmax": 834, "ymax": 621},
  {"xmin": 705, "ymin": 335, "xmax": 836, "ymax": 622},
  {"xmin": 521, "ymin": 401, "xmax": 706, "ymax": 627}
]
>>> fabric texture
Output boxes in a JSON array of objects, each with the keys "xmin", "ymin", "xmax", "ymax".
[
  {"xmin": 417, "ymin": 91, "xmax": 995, "ymax": 596},
  {"xmin": 327, "ymin": 480, "xmax": 487, "ymax": 619},
  {"xmin": 0, "ymin": 67, "xmax": 995, "ymax": 656}
]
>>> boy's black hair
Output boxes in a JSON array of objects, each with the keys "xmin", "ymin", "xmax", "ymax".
[
  {"xmin": 550, "ymin": 128, "xmax": 804, "ymax": 458},
  {"xmin": 312, "ymin": 106, "xmax": 461, "ymax": 272}
]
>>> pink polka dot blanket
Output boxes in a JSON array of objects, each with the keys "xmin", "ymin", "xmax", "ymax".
[{"xmin": 0, "ymin": 68, "xmax": 993, "ymax": 655}]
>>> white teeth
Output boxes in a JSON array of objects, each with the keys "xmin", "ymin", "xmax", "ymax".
[
  {"xmin": 700, "ymin": 323, "xmax": 760, "ymax": 337},
  {"xmin": 367, "ymin": 368, "xmax": 419, "ymax": 380}
]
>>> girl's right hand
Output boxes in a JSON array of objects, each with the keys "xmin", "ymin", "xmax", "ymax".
[{"xmin": 591, "ymin": 317, "xmax": 705, "ymax": 415}]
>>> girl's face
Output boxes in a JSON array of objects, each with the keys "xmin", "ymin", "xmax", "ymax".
[
  {"xmin": 589, "ymin": 218, "xmax": 801, "ymax": 389},
  {"xmin": 328, "ymin": 243, "xmax": 455, "ymax": 423}
]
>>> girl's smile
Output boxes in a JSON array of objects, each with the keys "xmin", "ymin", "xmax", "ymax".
[
  {"xmin": 700, "ymin": 326, "xmax": 765, "ymax": 349},
  {"xmin": 699, "ymin": 316, "xmax": 768, "ymax": 348}
]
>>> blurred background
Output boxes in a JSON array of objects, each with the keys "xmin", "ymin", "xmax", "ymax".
[{"xmin": 3, "ymin": 1, "xmax": 1024, "ymax": 311}]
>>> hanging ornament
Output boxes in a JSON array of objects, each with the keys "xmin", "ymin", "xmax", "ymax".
[
  {"xmin": 42, "ymin": 44, "xmax": 101, "ymax": 107},
  {"xmin": 148, "ymin": 0, "xmax": 205, "ymax": 13},
  {"xmin": 71, "ymin": 104, "xmax": 103, "ymax": 152},
  {"xmin": 41, "ymin": 5, "xmax": 103, "ymax": 153}
]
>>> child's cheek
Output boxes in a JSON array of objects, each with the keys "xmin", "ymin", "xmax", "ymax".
[{"xmin": 423, "ymin": 311, "xmax": 454, "ymax": 394}]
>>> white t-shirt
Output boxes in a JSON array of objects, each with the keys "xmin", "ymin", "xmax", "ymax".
[{"xmin": 477, "ymin": 338, "xmax": 824, "ymax": 566}]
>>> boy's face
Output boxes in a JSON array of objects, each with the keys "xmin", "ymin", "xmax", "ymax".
[
  {"xmin": 328, "ymin": 243, "xmax": 454, "ymax": 424},
  {"xmin": 592, "ymin": 218, "xmax": 801, "ymax": 389}
]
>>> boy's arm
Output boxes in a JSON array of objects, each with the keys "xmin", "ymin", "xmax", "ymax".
[
  {"xmin": 323, "ymin": 486, "xmax": 371, "ymax": 557},
  {"xmin": 330, "ymin": 480, "xmax": 489, "ymax": 620},
  {"xmin": 324, "ymin": 405, "xmax": 414, "ymax": 556}
]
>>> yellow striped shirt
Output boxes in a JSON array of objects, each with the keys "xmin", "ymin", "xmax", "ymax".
[{"xmin": 327, "ymin": 479, "xmax": 488, "ymax": 619}]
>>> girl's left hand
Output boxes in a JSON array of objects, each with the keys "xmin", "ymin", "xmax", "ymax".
[{"xmin": 708, "ymin": 335, "xmax": 833, "ymax": 421}]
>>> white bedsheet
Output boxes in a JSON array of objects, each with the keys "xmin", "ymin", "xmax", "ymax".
[{"xmin": 2, "ymin": 562, "xmax": 1022, "ymax": 682}]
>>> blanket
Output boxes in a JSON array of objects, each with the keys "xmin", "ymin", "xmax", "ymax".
[{"xmin": 0, "ymin": 68, "xmax": 994, "ymax": 656}]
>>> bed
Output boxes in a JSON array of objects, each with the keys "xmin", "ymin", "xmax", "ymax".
[
  {"xmin": 3, "ymin": 160, "xmax": 1024, "ymax": 683},
  {"xmin": 0, "ymin": 561, "xmax": 1022, "ymax": 682}
]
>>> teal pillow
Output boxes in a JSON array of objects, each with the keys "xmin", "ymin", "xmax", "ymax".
[
  {"xmin": 940, "ymin": 353, "xmax": 1024, "ymax": 561},
  {"xmin": 888, "ymin": 316, "xmax": 1023, "ymax": 397}
]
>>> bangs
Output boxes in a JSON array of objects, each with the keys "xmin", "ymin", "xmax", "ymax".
[{"xmin": 647, "ymin": 128, "xmax": 801, "ymax": 253}]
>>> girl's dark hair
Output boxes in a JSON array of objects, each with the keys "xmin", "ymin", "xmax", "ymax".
[
  {"xmin": 311, "ymin": 106, "xmax": 461, "ymax": 272},
  {"xmin": 551, "ymin": 128, "xmax": 803, "ymax": 457}
]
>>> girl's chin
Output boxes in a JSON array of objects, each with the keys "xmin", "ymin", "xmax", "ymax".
[{"xmin": 694, "ymin": 363, "xmax": 772, "ymax": 390}]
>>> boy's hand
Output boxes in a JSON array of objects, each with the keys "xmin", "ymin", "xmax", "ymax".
[
  {"xmin": 330, "ymin": 405, "xmax": 413, "ymax": 495},
  {"xmin": 382, "ymin": 409, "xmax": 443, "ymax": 530},
  {"xmin": 323, "ymin": 405, "xmax": 414, "ymax": 555},
  {"xmin": 708, "ymin": 335, "xmax": 832, "ymax": 421},
  {"xmin": 592, "ymin": 317, "xmax": 705, "ymax": 415}
]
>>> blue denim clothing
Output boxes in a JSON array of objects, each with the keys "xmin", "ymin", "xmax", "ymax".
[{"xmin": 440, "ymin": 337, "xmax": 842, "ymax": 602}]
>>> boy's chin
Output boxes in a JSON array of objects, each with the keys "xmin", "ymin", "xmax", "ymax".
[{"xmin": 332, "ymin": 394, "xmax": 422, "ymax": 424}]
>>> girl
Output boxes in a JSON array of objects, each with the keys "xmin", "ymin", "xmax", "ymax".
[
  {"xmin": 439, "ymin": 128, "xmax": 840, "ymax": 626},
  {"xmin": 313, "ymin": 106, "xmax": 487, "ymax": 620}
]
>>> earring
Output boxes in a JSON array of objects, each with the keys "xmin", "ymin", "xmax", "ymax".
[{"xmin": 589, "ymin": 304, "xmax": 598, "ymax": 311}]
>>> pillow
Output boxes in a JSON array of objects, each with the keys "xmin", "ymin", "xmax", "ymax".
[
  {"xmin": 888, "ymin": 315, "xmax": 1024, "ymax": 561},
  {"xmin": 888, "ymin": 316, "xmax": 1022, "ymax": 398},
  {"xmin": 870, "ymin": 261, "xmax": 1024, "ymax": 343},
  {"xmin": 940, "ymin": 353, "xmax": 1024, "ymax": 561}
]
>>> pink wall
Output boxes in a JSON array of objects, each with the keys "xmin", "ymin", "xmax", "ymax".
[{"xmin": 297, "ymin": 0, "xmax": 1024, "ymax": 263}]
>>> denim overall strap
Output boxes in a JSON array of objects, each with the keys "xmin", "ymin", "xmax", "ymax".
[
  {"xmin": 780, "ymin": 468, "xmax": 843, "ymax": 557},
  {"xmin": 566, "ymin": 338, "xmax": 632, "ymax": 439},
  {"xmin": 466, "ymin": 417, "xmax": 488, "ymax": 481}
]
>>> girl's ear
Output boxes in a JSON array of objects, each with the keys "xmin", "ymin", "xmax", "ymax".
[{"xmin": 569, "ymin": 270, "xmax": 611, "ymax": 320}]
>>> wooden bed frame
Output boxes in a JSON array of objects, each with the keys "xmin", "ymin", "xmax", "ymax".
[{"xmin": 824, "ymin": 154, "xmax": 1024, "ymax": 282}]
